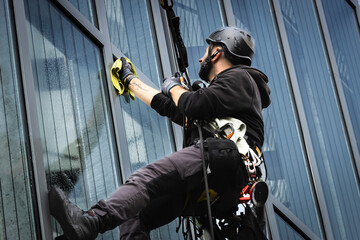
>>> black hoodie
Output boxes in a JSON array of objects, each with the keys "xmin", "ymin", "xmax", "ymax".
[{"xmin": 151, "ymin": 65, "xmax": 271, "ymax": 146}]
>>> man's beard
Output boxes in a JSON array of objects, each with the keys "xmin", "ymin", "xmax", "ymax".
[{"xmin": 198, "ymin": 60, "xmax": 212, "ymax": 82}]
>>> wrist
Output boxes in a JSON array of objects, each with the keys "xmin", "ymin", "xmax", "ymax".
[
  {"xmin": 166, "ymin": 82, "xmax": 181, "ymax": 96},
  {"xmin": 124, "ymin": 74, "xmax": 136, "ymax": 88}
]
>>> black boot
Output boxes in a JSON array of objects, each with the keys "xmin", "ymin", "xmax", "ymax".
[{"xmin": 48, "ymin": 187, "xmax": 107, "ymax": 240}]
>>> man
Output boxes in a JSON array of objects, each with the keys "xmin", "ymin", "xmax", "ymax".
[{"xmin": 49, "ymin": 26, "xmax": 271, "ymax": 240}]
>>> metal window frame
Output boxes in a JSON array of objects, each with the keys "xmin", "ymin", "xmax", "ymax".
[
  {"xmin": 149, "ymin": 0, "xmax": 184, "ymax": 151},
  {"xmin": 269, "ymin": 0, "xmax": 336, "ymax": 238},
  {"xmin": 347, "ymin": 0, "xmax": 360, "ymax": 26},
  {"xmin": 221, "ymin": 0, "xmax": 337, "ymax": 239},
  {"xmin": 9, "ymin": 0, "xmax": 45, "ymax": 239},
  {"xmin": 13, "ymin": 0, "xmax": 181, "ymax": 237},
  {"xmin": 267, "ymin": 195, "xmax": 322, "ymax": 240},
  {"xmin": 314, "ymin": 0, "xmax": 360, "ymax": 193},
  {"xmin": 11, "ymin": 0, "xmax": 360, "ymax": 238},
  {"xmin": 12, "ymin": 0, "xmax": 53, "ymax": 239}
]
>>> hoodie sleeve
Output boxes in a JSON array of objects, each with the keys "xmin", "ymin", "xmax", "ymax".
[
  {"xmin": 178, "ymin": 70, "xmax": 255, "ymax": 120},
  {"xmin": 151, "ymin": 93, "xmax": 184, "ymax": 125}
]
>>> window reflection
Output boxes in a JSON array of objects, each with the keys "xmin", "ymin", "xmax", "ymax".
[
  {"xmin": 105, "ymin": 0, "xmax": 173, "ymax": 174},
  {"xmin": 279, "ymin": 0, "xmax": 360, "ymax": 239},
  {"xmin": 276, "ymin": 214, "xmax": 306, "ymax": 240},
  {"xmin": 174, "ymin": 0, "xmax": 225, "ymax": 82},
  {"xmin": 321, "ymin": 0, "xmax": 360, "ymax": 164},
  {"xmin": 25, "ymin": 0, "xmax": 120, "ymax": 239},
  {"xmin": 105, "ymin": 0, "xmax": 176, "ymax": 238},
  {"xmin": 0, "ymin": 0, "xmax": 37, "ymax": 239},
  {"xmin": 231, "ymin": 0, "xmax": 323, "ymax": 237},
  {"xmin": 68, "ymin": 0, "xmax": 96, "ymax": 25}
]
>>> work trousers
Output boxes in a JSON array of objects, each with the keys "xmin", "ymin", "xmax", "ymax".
[{"xmin": 91, "ymin": 145, "xmax": 206, "ymax": 239}]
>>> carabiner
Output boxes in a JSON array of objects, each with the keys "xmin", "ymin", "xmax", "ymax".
[{"xmin": 160, "ymin": 0, "xmax": 174, "ymax": 9}]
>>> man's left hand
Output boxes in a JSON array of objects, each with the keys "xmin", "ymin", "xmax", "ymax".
[{"xmin": 162, "ymin": 76, "xmax": 182, "ymax": 96}]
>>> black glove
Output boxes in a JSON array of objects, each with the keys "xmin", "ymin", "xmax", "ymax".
[
  {"xmin": 162, "ymin": 75, "xmax": 182, "ymax": 96},
  {"xmin": 119, "ymin": 57, "xmax": 136, "ymax": 88}
]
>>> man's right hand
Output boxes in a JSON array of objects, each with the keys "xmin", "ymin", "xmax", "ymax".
[
  {"xmin": 119, "ymin": 57, "xmax": 136, "ymax": 88},
  {"xmin": 162, "ymin": 76, "xmax": 182, "ymax": 96}
]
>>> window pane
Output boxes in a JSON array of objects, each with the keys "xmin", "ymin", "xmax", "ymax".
[
  {"xmin": 279, "ymin": 0, "xmax": 360, "ymax": 239},
  {"xmin": 321, "ymin": 0, "xmax": 360, "ymax": 168},
  {"xmin": 105, "ymin": 1, "xmax": 177, "ymax": 238},
  {"xmin": 174, "ymin": 0, "xmax": 225, "ymax": 82},
  {"xmin": 276, "ymin": 214, "xmax": 306, "ymax": 240},
  {"xmin": 0, "ymin": 0, "xmax": 37, "ymax": 239},
  {"xmin": 231, "ymin": 0, "xmax": 323, "ymax": 237},
  {"xmin": 105, "ymin": 0, "xmax": 173, "ymax": 173},
  {"xmin": 25, "ymin": 0, "xmax": 120, "ymax": 239},
  {"xmin": 68, "ymin": 0, "xmax": 96, "ymax": 25}
]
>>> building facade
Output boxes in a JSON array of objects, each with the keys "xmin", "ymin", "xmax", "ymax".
[{"xmin": 0, "ymin": 0, "xmax": 359, "ymax": 239}]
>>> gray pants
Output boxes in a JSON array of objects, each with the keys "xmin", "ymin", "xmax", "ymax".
[{"xmin": 91, "ymin": 145, "xmax": 205, "ymax": 238}]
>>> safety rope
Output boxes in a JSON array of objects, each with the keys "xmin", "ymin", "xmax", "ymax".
[{"xmin": 160, "ymin": 1, "xmax": 215, "ymax": 239}]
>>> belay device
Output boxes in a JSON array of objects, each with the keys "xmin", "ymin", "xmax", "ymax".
[{"xmin": 160, "ymin": 1, "xmax": 269, "ymax": 239}]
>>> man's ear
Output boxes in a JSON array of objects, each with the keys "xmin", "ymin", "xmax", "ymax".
[{"xmin": 210, "ymin": 47, "xmax": 222, "ymax": 61}]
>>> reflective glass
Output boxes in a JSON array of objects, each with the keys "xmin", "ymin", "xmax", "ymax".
[
  {"xmin": 0, "ymin": 0, "xmax": 37, "ymax": 239},
  {"xmin": 174, "ymin": 0, "xmax": 225, "ymax": 82},
  {"xmin": 25, "ymin": 0, "xmax": 120, "ymax": 239},
  {"xmin": 231, "ymin": 0, "xmax": 322, "ymax": 237},
  {"xmin": 68, "ymin": 0, "xmax": 96, "ymax": 25},
  {"xmin": 279, "ymin": 0, "xmax": 360, "ymax": 239},
  {"xmin": 276, "ymin": 214, "xmax": 306, "ymax": 240},
  {"xmin": 105, "ymin": 0, "xmax": 177, "ymax": 238},
  {"xmin": 105, "ymin": 0, "xmax": 173, "ymax": 173},
  {"xmin": 321, "ymin": 0, "xmax": 360, "ymax": 166}
]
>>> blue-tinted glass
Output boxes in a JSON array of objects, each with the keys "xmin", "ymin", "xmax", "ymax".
[
  {"xmin": 68, "ymin": 0, "xmax": 96, "ymax": 25},
  {"xmin": 25, "ymin": 0, "xmax": 120, "ymax": 239},
  {"xmin": 105, "ymin": 0, "xmax": 173, "ymax": 173},
  {"xmin": 276, "ymin": 214, "xmax": 306, "ymax": 240},
  {"xmin": 0, "ymin": 0, "xmax": 37, "ymax": 239},
  {"xmin": 231, "ymin": 0, "xmax": 323, "ymax": 237},
  {"xmin": 174, "ymin": 0, "xmax": 225, "ymax": 82},
  {"xmin": 279, "ymin": 0, "xmax": 360, "ymax": 239},
  {"xmin": 321, "ymin": 0, "xmax": 360, "ymax": 167},
  {"xmin": 105, "ymin": 1, "xmax": 177, "ymax": 239}
]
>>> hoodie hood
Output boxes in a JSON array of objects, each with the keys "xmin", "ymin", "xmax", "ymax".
[{"xmin": 241, "ymin": 66, "xmax": 271, "ymax": 108}]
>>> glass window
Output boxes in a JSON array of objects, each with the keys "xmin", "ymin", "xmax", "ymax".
[
  {"xmin": 0, "ymin": 0, "xmax": 37, "ymax": 239},
  {"xmin": 68, "ymin": 0, "xmax": 96, "ymax": 25},
  {"xmin": 25, "ymin": 0, "xmax": 120, "ymax": 239},
  {"xmin": 105, "ymin": 0, "xmax": 177, "ymax": 238},
  {"xmin": 321, "ymin": 0, "xmax": 360, "ymax": 166},
  {"xmin": 105, "ymin": 0, "xmax": 173, "ymax": 174},
  {"xmin": 279, "ymin": 0, "xmax": 360, "ymax": 239},
  {"xmin": 231, "ymin": 0, "xmax": 323, "ymax": 237},
  {"xmin": 174, "ymin": 0, "xmax": 225, "ymax": 82},
  {"xmin": 276, "ymin": 214, "xmax": 306, "ymax": 240}
]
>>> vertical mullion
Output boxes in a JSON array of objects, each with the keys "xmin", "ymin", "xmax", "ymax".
[
  {"xmin": 270, "ymin": 0, "xmax": 334, "ymax": 239},
  {"xmin": 348, "ymin": 0, "xmax": 360, "ymax": 26},
  {"xmin": 94, "ymin": 0, "xmax": 129, "ymax": 183},
  {"xmin": 313, "ymin": 0, "xmax": 360, "ymax": 187},
  {"xmin": 149, "ymin": 0, "xmax": 181, "ymax": 151},
  {"xmin": 152, "ymin": 0, "xmax": 185, "ymax": 151},
  {"xmin": 12, "ymin": 0, "xmax": 53, "ymax": 239},
  {"xmin": 265, "ymin": 195, "xmax": 281, "ymax": 240},
  {"xmin": 222, "ymin": 0, "xmax": 235, "ymax": 26}
]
